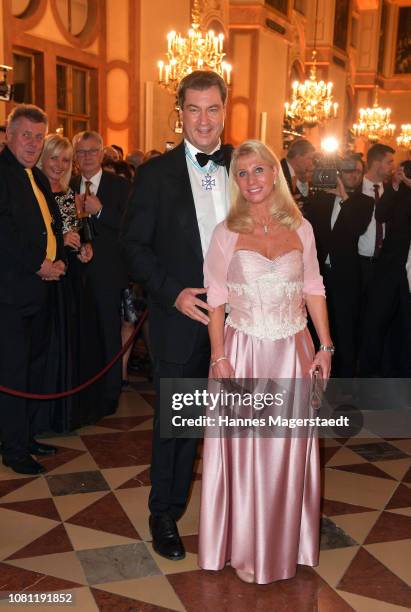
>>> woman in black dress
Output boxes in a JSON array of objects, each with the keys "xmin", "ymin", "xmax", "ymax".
[{"xmin": 37, "ymin": 134, "xmax": 106, "ymax": 430}]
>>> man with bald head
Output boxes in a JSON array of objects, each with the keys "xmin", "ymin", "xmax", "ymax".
[{"xmin": 0, "ymin": 104, "xmax": 66, "ymax": 474}]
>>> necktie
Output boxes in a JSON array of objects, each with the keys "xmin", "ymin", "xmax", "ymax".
[
  {"xmin": 25, "ymin": 168, "xmax": 56, "ymax": 261},
  {"xmin": 76, "ymin": 179, "xmax": 92, "ymax": 219},
  {"xmin": 373, "ymin": 183, "xmax": 383, "ymax": 258},
  {"xmin": 85, "ymin": 180, "xmax": 92, "ymax": 197},
  {"xmin": 196, "ymin": 148, "xmax": 226, "ymax": 168}
]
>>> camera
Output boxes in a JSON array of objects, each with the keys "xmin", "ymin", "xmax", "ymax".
[
  {"xmin": 0, "ymin": 65, "xmax": 13, "ymax": 102},
  {"xmin": 400, "ymin": 160, "xmax": 411, "ymax": 179},
  {"xmin": 311, "ymin": 156, "xmax": 357, "ymax": 191}
]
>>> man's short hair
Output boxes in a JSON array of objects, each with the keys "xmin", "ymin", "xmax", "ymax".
[
  {"xmin": 345, "ymin": 152, "xmax": 365, "ymax": 172},
  {"xmin": 367, "ymin": 143, "xmax": 395, "ymax": 167},
  {"xmin": 177, "ymin": 70, "xmax": 228, "ymax": 109},
  {"xmin": 286, "ymin": 138, "xmax": 315, "ymax": 159},
  {"xmin": 72, "ymin": 130, "xmax": 103, "ymax": 150},
  {"xmin": 7, "ymin": 104, "xmax": 48, "ymax": 129}
]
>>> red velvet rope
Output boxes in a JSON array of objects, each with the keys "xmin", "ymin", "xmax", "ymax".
[{"xmin": 0, "ymin": 310, "xmax": 148, "ymax": 400}]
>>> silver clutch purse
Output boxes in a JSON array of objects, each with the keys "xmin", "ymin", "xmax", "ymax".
[{"xmin": 310, "ymin": 365, "xmax": 324, "ymax": 410}]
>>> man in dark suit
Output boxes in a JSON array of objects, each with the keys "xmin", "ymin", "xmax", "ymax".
[
  {"xmin": 71, "ymin": 131, "xmax": 130, "ymax": 416},
  {"xmin": 0, "ymin": 105, "xmax": 66, "ymax": 474},
  {"xmin": 359, "ymin": 162, "xmax": 411, "ymax": 376},
  {"xmin": 305, "ymin": 156, "xmax": 373, "ymax": 376},
  {"xmin": 281, "ymin": 138, "xmax": 315, "ymax": 209},
  {"xmin": 122, "ymin": 71, "xmax": 232, "ymax": 561}
]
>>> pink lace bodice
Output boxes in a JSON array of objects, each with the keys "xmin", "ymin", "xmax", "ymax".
[{"xmin": 225, "ymin": 249, "xmax": 307, "ymax": 340}]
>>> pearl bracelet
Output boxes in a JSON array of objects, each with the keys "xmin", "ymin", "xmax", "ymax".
[{"xmin": 211, "ymin": 356, "xmax": 227, "ymax": 367}]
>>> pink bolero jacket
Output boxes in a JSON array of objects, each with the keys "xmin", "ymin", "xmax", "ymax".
[{"xmin": 204, "ymin": 218, "xmax": 325, "ymax": 308}]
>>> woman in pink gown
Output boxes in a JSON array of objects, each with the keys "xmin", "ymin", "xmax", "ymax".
[{"xmin": 198, "ymin": 140, "xmax": 333, "ymax": 584}]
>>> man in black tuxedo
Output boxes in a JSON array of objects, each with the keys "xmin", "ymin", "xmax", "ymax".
[
  {"xmin": 71, "ymin": 131, "xmax": 130, "ymax": 416},
  {"xmin": 305, "ymin": 156, "xmax": 373, "ymax": 376},
  {"xmin": 122, "ymin": 71, "xmax": 232, "ymax": 561},
  {"xmin": 0, "ymin": 105, "xmax": 66, "ymax": 475},
  {"xmin": 359, "ymin": 161, "xmax": 411, "ymax": 376},
  {"xmin": 281, "ymin": 138, "xmax": 315, "ymax": 210}
]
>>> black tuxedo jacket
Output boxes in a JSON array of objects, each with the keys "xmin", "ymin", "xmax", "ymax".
[
  {"xmin": 375, "ymin": 183, "xmax": 411, "ymax": 271},
  {"xmin": 71, "ymin": 170, "xmax": 130, "ymax": 289},
  {"xmin": 305, "ymin": 190, "xmax": 374, "ymax": 277},
  {"xmin": 0, "ymin": 146, "xmax": 65, "ymax": 308},
  {"xmin": 280, "ymin": 157, "xmax": 309, "ymax": 208},
  {"xmin": 121, "ymin": 141, "xmax": 233, "ymax": 363}
]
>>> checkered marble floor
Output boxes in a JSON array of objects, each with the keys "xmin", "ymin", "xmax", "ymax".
[{"xmin": 0, "ymin": 380, "xmax": 410, "ymax": 611}]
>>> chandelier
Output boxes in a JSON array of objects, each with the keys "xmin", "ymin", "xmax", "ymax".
[
  {"xmin": 284, "ymin": 0, "xmax": 338, "ymax": 129},
  {"xmin": 397, "ymin": 124, "xmax": 411, "ymax": 150},
  {"xmin": 157, "ymin": 0, "xmax": 231, "ymax": 94},
  {"xmin": 284, "ymin": 50, "xmax": 338, "ymax": 128},
  {"xmin": 352, "ymin": 87, "xmax": 395, "ymax": 143}
]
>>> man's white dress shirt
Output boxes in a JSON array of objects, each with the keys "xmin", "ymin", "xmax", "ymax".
[
  {"xmin": 358, "ymin": 177, "xmax": 385, "ymax": 257},
  {"xmin": 185, "ymin": 139, "xmax": 230, "ymax": 257},
  {"xmin": 325, "ymin": 196, "xmax": 343, "ymax": 264}
]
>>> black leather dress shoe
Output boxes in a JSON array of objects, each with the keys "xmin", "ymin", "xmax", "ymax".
[
  {"xmin": 29, "ymin": 441, "xmax": 58, "ymax": 456},
  {"xmin": 149, "ymin": 514, "xmax": 186, "ymax": 560},
  {"xmin": 3, "ymin": 456, "xmax": 46, "ymax": 475}
]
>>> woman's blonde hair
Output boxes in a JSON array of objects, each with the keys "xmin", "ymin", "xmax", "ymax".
[
  {"xmin": 37, "ymin": 133, "xmax": 73, "ymax": 191},
  {"xmin": 226, "ymin": 139, "xmax": 302, "ymax": 234}
]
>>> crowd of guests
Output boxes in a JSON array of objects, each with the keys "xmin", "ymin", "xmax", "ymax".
[
  {"xmin": 282, "ymin": 138, "xmax": 411, "ymax": 378},
  {"xmin": 0, "ymin": 107, "xmax": 158, "ymax": 476},
  {"xmin": 0, "ymin": 68, "xmax": 410, "ymax": 587}
]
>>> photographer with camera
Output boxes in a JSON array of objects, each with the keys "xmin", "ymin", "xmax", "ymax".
[
  {"xmin": 358, "ymin": 154, "xmax": 411, "ymax": 376},
  {"xmin": 305, "ymin": 155, "xmax": 373, "ymax": 376}
]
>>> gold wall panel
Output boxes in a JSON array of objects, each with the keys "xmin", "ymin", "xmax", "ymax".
[
  {"xmin": 231, "ymin": 33, "xmax": 251, "ymax": 99},
  {"xmin": 107, "ymin": 68, "xmax": 129, "ymax": 124},
  {"xmin": 106, "ymin": 0, "xmax": 129, "ymax": 63},
  {"xmin": 106, "ymin": 127, "xmax": 129, "ymax": 154},
  {"xmin": 230, "ymin": 102, "xmax": 249, "ymax": 144}
]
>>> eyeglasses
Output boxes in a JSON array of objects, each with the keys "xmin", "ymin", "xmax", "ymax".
[{"xmin": 76, "ymin": 148, "xmax": 101, "ymax": 157}]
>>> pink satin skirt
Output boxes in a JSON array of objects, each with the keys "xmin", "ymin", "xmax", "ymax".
[{"xmin": 198, "ymin": 325, "xmax": 321, "ymax": 584}]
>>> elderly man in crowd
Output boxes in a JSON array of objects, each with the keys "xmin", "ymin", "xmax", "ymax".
[
  {"xmin": 0, "ymin": 104, "xmax": 66, "ymax": 475},
  {"xmin": 71, "ymin": 130, "xmax": 130, "ymax": 415}
]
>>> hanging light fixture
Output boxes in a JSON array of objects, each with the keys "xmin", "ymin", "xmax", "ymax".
[
  {"xmin": 397, "ymin": 124, "xmax": 411, "ymax": 150},
  {"xmin": 157, "ymin": 0, "xmax": 231, "ymax": 94},
  {"xmin": 284, "ymin": 0, "xmax": 338, "ymax": 128},
  {"xmin": 352, "ymin": 86, "xmax": 396, "ymax": 143}
]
